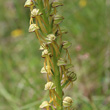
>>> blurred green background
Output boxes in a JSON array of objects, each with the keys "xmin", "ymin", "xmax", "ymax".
[{"xmin": 0, "ymin": 0, "xmax": 110, "ymax": 110}]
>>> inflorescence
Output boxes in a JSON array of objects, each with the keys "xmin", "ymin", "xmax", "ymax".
[{"xmin": 24, "ymin": 0, "xmax": 77, "ymax": 109}]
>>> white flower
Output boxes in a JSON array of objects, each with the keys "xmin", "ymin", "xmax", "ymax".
[
  {"xmin": 46, "ymin": 34, "xmax": 56, "ymax": 44},
  {"xmin": 45, "ymin": 82, "xmax": 56, "ymax": 90},
  {"xmin": 28, "ymin": 24, "xmax": 39, "ymax": 32},
  {"xmin": 39, "ymin": 101, "xmax": 50, "ymax": 108},
  {"xmin": 31, "ymin": 8, "xmax": 42, "ymax": 17},
  {"xmin": 24, "ymin": 0, "xmax": 33, "ymax": 7},
  {"xmin": 41, "ymin": 66, "xmax": 48, "ymax": 74}
]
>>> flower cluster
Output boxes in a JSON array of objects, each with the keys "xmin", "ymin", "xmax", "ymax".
[{"xmin": 24, "ymin": 0, "xmax": 77, "ymax": 109}]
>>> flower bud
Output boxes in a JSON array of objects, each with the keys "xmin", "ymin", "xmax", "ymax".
[
  {"xmin": 54, "ymin": 15, "xmax": 64, "ymax": 24},
  {"xmin": 39, "ymin": 101, "xmax": 50, "ymax": 109},
  {"xmin": 52, "ymin": 2, "xmax": 63, "ymax": 8},
  {"xmin": 24, "ymin": 0, "xmax": 33, "ymax": 7},
  {"xmin": 45, "ymin": 82, "xmax": 56, "ymax": 90},
  {"xmin": 63, "ymin": 41, "xmax": 72, "ymax": 49},
  {"xmin": 29, "ymin": 24, "xmax": 39, "ymax": 32},
  {"xmin": 46, "ymin": 34, "xmax": 56, "ymax": 44},
  {"xmin": 31, "ymin": 8, "xmax": 42, "ymax": 18},
  {"xmin": 63, "ymin": 96, "xmax": 73, "ymax": 107},
  {"xmin": 67, "ymin": 71, "xmax": 77, "ymax": 82},
  {"xmin": 57, "ymin": 58, "xmax": 67, "ymax": 66}
]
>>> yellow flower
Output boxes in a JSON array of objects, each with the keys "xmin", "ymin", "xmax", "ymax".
[
  {"xmin": 79, "ymin": 0, "xmax": 87, "ymax": 7},
  {"xmin": 11, "ymin": 29, "xmax": 23, "ymax": 37}
]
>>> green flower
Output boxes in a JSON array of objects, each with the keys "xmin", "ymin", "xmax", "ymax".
[
  {"xmin": 57, "ymin": 58, "xmax": 67, "ymax": 66},
  {"xmin": 65, "ymin": 64, "xmax": 73, "ymax": 70},
  {"xmin": 52, "ymin": 2, "xmax": 63, "ymax": 8},
  {"xmin": 54, "ymin": 15, "xmax": 64, "ymax": 24},
  {"xmin": 63, "ymin": 41, "xmax": 72, "ymax": 49},
  {"xmin": 67, "ymin": 71, "xmax": 77, "ymax": 82}
]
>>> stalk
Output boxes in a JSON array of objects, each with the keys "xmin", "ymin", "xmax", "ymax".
[{"xmin": 53, "ymin": 48, "xmax": 63, "ymax": 109}]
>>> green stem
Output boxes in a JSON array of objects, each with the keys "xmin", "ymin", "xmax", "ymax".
[
  {"xmin": 37, "ymin": 0, "xmax": 50, "ymax": 33},
  {"xmin": 53, "ymin": 48, "xmax": 63, "ymax": 110}
]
